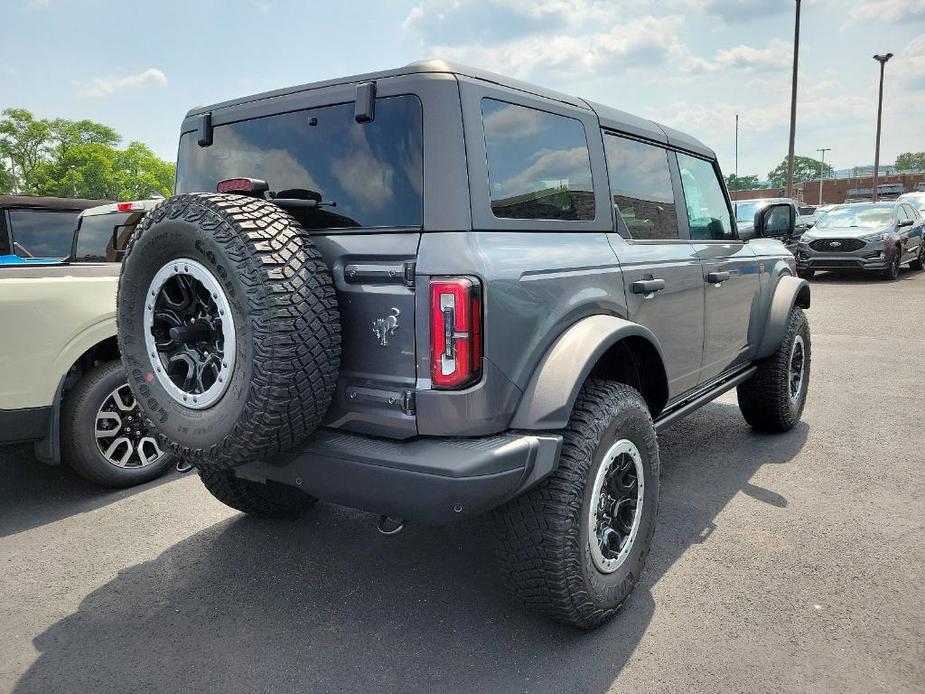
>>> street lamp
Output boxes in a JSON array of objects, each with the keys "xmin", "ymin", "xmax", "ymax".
[
  {"xmin": 785, "ymin": 0, "xmax": 802, "ymax": 199},
  {"xmin": 816, "ymin": 148, "xmax": 830, "ymax": 205},
  {"xmin": 872, "ymin": 53, "xmax": 893, "ymax": 202}
]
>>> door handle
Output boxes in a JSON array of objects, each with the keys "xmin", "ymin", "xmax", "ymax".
[
  {"xmin": 706, "ymin": 271, "xmax": 730, "ymax": 284},
  {"xmin": 631, "ymin": 278, "xmax": 666, "ymax": 295}
]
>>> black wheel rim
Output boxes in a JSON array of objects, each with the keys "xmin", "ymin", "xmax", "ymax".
[
  {"xmin": 789, "ymin": 335, "xmax": 805, "ymax": 401},
  {"xmin": 144, "ymin": 259, "xmax": 236, "ymax": 409},
  {"xmin": 589, "ymin": 439, "xmax": 644, "ymax": 573}
]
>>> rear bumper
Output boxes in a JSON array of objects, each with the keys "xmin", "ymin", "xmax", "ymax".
[{"xmin": 234, "ymin": 429, "xmax": 563, "ymax": 525}]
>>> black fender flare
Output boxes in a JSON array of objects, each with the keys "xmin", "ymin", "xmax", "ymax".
[
  {"xmin": 510, "ymin": 315, "xmax": 666, "ymax": 430},
  {"xmin": 755, "ymin": 275, "xmax": 811, "ymax": 359}
]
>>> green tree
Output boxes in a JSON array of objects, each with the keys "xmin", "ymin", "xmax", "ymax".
[
  {"xmin": 895, "ymin": 152, "xmax": 925, "ymax": 172},
  {"xmin": 725, "ymin": 173, "xmax": 762, "ymax": 191},
  {"xmin": 0, "ymin": 108, "xmax": 174, "ymax": 199},
  {"xmin": 0, "ymin": 108, "xmax": 51, "ymax": 193},
  {"xmin": 767, "ymin": 155, "xmax": 834, "ymax": 188}
]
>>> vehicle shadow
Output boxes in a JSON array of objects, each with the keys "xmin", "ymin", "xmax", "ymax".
[
  {"xmin": 0, "ymin": 445, "xmax": 182, "ymax": 538},
  {"xmin": 14, "ymin": 402, "xmax": 809, "ymax": 694}
]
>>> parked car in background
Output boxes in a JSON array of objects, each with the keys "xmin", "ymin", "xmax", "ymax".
[
  {"xmin": 0, "ymin": 197, "xmax": 176, "ymax": 487},
  {"xmin": 797, "ymin": 204, "xmax": 817, "ymax": 229},
  {"xmin": 795, "ymin": 201, "xmax": 925, "ymax": 280},
  {"xmin": 897, "ymin": 191, "xmax": 925, "ymax": 217},
  {"xmin": 0, "ymin": 195, "xmax": 105, "ymax": 264}
]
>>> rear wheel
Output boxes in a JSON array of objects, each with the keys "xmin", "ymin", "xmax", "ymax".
[
  {"xmin": 62, "ymin": 360, "xmax": 174, "ymax": 488},
  {"xmin": 737, "ymin": 306, "xmax": 810, "ymax": 432},
  {"xmin": 495, "ymin": 381, "xmax": 659, "ymax": 629},
  {"xmin": 116, "ymin": 193, "xmax": 341, "ymax": 471},
  {"xmin": 199, "ymin": 469, "xmax": 316, "ymax": 518}
]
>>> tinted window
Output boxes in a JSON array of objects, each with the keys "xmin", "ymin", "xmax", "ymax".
[
  {"xmin": 603, "ymin": 135, "xmax": 678, "ymax": 240},
  {"xmin": 677, "ymin": 154, "xmax": 734, "ymax": 241},
  {"xmin": 897, "ymin": 206, "xmax": 910, "ymax": 222},
  {"xmin": 481, "ymin": 99, "xmax": 594, "ymax": 221},
  {"xmin": 176, "ymin": 96, "xmax": 423, "ymax": 229},
  {"xmin": 8, "ymin": 209, "xmax": 80, "ymax": 258},
  {"xmin": 74, "ymin": 212, "xmax": 133, "ymax": 262},
  {"xmin": 0, "ymin": 213, "xmax": 10, "ymax": 255}
]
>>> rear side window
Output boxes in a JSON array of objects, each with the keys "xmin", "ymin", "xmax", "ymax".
[
  {"xmin": 677, "ymin": 153, "xmax": 735, "ymax": 241},
  {"xmin": 74, "ymin": 212, "xmax": 133, "ymax": 262},
  {"xmin": 0, "ymin": 213, "xmax": 10, "ymax": 255},
  {"xmin": 481, "ymin": 99, "xmax": 594, "ymax": 221},
  {"xmin": 603, "ymin": 134, "xmax": 678, "ymax": 240},
  {"xmin": 176, "ymin": 95, "xmax": 423, "ymax": 230},
  {"xmin": 8, "ymin": 209, "xmax": 80, "ymax": 259}
]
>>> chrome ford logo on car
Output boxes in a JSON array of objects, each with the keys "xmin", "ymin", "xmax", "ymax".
[{"xmin": 830, "ymin": 241, "xmax": 841, "ymax": 247}]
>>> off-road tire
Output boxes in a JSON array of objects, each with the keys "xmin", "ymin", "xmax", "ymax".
[
  {"xmin": 910, "ymin": 243, "xmax": 924, "ymax": 271},
  {"xmin": 199, "ymin": 469, "xmax": 316, "ymax": 518},
  {"xmin": 737, "ymin": 306, "xmax": 810, "ymax": 432},
  {"xmin": 494, "ymin": 380, "xmax": 659, "ymax": 629},
  {"xmin": 62, "ymin": 360, "xmax": 174, "ymax": 488},
  {"xmin": 117, "ymin": 193, "xmax": 341, "ymax": 470},
  {"xmin": 796, "ymin": 269, "xmax": 815, "ymax": 280}
]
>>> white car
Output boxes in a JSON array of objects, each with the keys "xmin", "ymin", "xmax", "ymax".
[{"xmin": 897, "ymin": 191, "xmax": 925, "ymax": 217}]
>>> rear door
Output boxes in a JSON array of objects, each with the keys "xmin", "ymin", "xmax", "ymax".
[
  {"xmin": 676, "ymin": 152, "xmax": 760, "ymax": 383},
  {"xmin": 604, "ymin": 133, "xmax": 705, "ymax": 399}
]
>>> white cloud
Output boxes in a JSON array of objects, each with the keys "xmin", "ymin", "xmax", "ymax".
[
  {"xmin": 710, "ymin": 39, "xmax": 793, "ymax": 72},
  {"xmin": 896, "ymin": 33, "xmax": 925, "ymax": 88},
  {"xmin": 74, "ymin": 68, "xmax": 168, "ymax": 99},
  {"xmin": 25, "ymin": 0, "xmax": 49, "ymax": 9},
  {"xmin": 414, "ymin": 14, "xmax": 685, "ymax": 80},
  {"xmin": 685, "ymin": 0, "xmax": 788, "ymax": 22},
  {"xmin": 845, "ymin": 0, "xmax": 925, "ymax": 25}
]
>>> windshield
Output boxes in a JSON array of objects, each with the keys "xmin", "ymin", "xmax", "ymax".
[
  {"xmin": 734, "ymin": 201, "xmax": 763, "ymax": 223},
  {"xmin": 816, "ymin": 204, "xmax": 894, "ymax": 229},
  {"xmin": 176, "ymin": 95, "xmax": 423, "ymax": 230}
]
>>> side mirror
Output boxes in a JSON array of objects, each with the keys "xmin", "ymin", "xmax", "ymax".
[
  {"xmin": 754, "ymin": 203, "xmax": 795, "ymax": 239},
  {"xmin": 897, "ymin": 219, "xmax": 913, "ymax": 228}
]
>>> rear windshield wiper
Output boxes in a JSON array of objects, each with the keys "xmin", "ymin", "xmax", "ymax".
[{"xmin": 269, "ymin": 188, "xmax": 337, "ymax": 209}]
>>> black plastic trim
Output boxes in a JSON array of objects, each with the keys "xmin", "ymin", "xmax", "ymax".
[{"xmin": 0, "ymin": 406, "xmax": 51, "ymax": 444}]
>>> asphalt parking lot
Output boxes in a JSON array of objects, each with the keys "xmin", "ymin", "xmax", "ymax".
[{"xmin": 2, "ymin": 269, "xmax": 924, "ymax": 694}]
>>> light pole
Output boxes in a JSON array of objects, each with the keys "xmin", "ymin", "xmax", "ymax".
[
  {"xmin": 735, "ymin": 113, "xmax": 739, "ymax": 191},
  {"xmin": 785, "ymin": 0, "xmax": 802, "ymax": 198},
  {"xmin": 872, "ymin": 53, "xmax": 893, "ymax": 202},
  {"xmin": 816, "ymin": 147, "xmax": 830, "ymax": 205}
]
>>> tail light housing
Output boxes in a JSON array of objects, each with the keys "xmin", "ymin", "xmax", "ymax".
[{"xmin": 430, "ymin": 277, "xmax": 482, "ymax": 389}]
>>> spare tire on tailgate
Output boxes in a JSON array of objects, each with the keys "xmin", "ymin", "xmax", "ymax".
[{"xmin": 116, "ymin": 193, "xmax": 341, "ymax": 469}]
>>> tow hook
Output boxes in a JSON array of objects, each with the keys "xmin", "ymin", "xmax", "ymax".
[
  {"xmin": 377, "ymin": 515, "xmax": 405, "ymax": 536},
  {"xmin": 175, "ymin": 460, "xmax": 195, "ymax": 474}
]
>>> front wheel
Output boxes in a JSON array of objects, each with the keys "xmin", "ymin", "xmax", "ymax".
[
  {"xmin": 883, "ymin": 250, "xmax": 902, "ymax": 280},
  {"xmin": 62, "ymin": 360, "xmax": 174, "ymax": 487},
  {"xmin": 737, "ymin": 306, "xmax": 810, "ymax": 432},
  {"xmin": 494, "ymin": 381, "xmax": 659, "ymax": 629}
]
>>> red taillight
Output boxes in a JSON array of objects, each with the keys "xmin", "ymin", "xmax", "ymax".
[
  {"xmin": 430, "ymin": 277, "xmax": 482, "ymax": 389},
  {"xmin": 115, "ymin": 202, "xmax": 143, "ymax": 212}
]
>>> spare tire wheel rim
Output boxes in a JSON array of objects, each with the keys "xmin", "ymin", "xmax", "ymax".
[
  {"xmin": 95, "ymin": 383, "xmax": 166, "ymax": 468},
  {"xmin": 143, "ymin": 258, "xmax": 236, "ymax": 409},
  {"xmin": 589, "ymin": 438, "xmax": 645, "ymax": 574}
]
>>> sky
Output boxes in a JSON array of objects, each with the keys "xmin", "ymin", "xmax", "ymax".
[{"xmin": 2, "ymin": 0, "xmax": 924, "ymax": 181}]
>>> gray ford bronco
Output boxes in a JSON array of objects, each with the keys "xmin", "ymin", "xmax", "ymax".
[{"xmin": 116, "ymin": 61, "xmax": 811, "ymax": 628}]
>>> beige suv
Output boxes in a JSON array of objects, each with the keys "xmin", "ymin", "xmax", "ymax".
[{"xmin": 0, "ymin": 197, "xmax": 176, "ymax": 487}]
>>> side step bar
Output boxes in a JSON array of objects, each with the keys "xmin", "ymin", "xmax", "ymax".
[{"xmin": 654, "ymin": 366, "xmax": 757, "ymax": 432}]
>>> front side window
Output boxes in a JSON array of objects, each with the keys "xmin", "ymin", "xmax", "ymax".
[
  {"xmin": 604, "ymin": 134, "xmax": 678, "ymax": 240},
  {"xmin": 897, "ymin": 206, "xmax": 910, "ymax": 222},
  {"xmin": 481, "ymin": 99, "xmax": 594, "ymax": 221},
  {"xmin": 74, "ymin": 212, "xmax": 133, "ymax": 262},
  {"xmin": 176, "ymin": 95, "xmax": 423, "ymax": 229},
  {"xmin": 677, "ymin": 154, "xmax": 735, "ymax": 241},
  {"xmin": 8, "ymin": 209, "xmax": 80, "ymax": 259}
]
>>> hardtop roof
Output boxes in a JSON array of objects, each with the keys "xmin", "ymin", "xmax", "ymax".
[
  {"xmin": 185, "ymin": 59, "xmax": 714, "ymax": 159},
  {"xmin": 0, "ymin": 195, "xmax": 109, "ymax": 212}
]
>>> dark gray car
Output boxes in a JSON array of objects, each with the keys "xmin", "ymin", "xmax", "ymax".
[
  {"xmin": 795, "ymin": 201, "xmax": 925, "ymax": 280},
  {"xmin": 114, "ymin": 60, "xmax": 811, "ymax": 629}
]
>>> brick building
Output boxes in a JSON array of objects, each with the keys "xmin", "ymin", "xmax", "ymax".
[{"xmin": 730, "ymin": 173, "xmax": 925, "ymax": 205}]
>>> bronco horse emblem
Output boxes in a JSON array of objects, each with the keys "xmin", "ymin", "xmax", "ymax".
[{"xmin": 373, "ymin": 308, "xmax": 401, "ymax": 347}]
